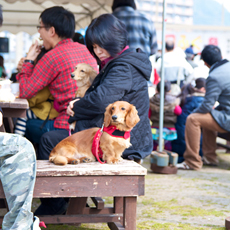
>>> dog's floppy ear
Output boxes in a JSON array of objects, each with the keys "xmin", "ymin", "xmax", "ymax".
[
  {"xmin": 125, "ymin": 104, "xmax": 140, "ymax": 129},
  {"xmin": 104, "ymin": 103, "xmax": 113, "ymax": 127},
  {"xmin": 89, "ymin": 69, "xmax": 98, "ymax": 84}
]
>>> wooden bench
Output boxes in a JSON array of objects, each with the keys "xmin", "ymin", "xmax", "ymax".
[
  {"xmin": 0, "ymin": 160, "xmax": 146, "ymax": 230},
  {"xmin": 217, "ymin": 132, "xmax": 230, "ymax": 151}
]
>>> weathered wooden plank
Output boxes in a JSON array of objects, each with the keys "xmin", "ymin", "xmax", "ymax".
[
  {"xmin": 36, "ymin": 160, "xmax": 147, "ymax": 176},
  {"xmin": 32, "ymin": 175, "xmax": 144, "ymax": 198},
  {"xmin": 0, "ymin": 214, "xmax": 123, "ymax": 225},
  {"xmin": 91, "ymin": 197, "xmax": 104, "ymax": 209},
  {"xmin": 123, "ymin": 197, "xmax": 137, "ymax": 230},
  {"xmin": 1, "ymin": 108, "xmax": 26, "ymax": 118},
  {"xmin": 108, "ymin": 222, "xmax": 125, "ymax": 230},
  {"xmin": 0, "ymin": 98, "xmax": 28, "ymax": 109}
]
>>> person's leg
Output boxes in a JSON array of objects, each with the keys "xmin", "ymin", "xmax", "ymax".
[
  {"xmin": 184, "ymin": 113, "xmax": 227, "ymax": 170},
  {"xmin": 37, "ymin": 129, "xmax": 69, "ymax": 160},
  {"xmin": 25, "ymin": 119, "xmax": 58, "ymax": 144},
  {"xmin": 0, "ymin": 133, "xmax": 36, "ymax": 230},
  {"xmin": 35, "ymin": 129, "xmax": 69, "ymax": 216}
]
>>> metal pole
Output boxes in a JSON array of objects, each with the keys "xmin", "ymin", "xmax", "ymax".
[{"xmin": 158, "ymin": 0, "xmax": 166, "ymax": 152}]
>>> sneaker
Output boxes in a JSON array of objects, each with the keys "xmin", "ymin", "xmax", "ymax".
[
  {"xmin": 202, "ymin": 156, "xmax": 218, "ymax": 166},
  {"xmin": 176, "ymin": 161, "xmax": 193, "ymax": 170},
  {"xmin": 32, "ymin": 216, "xmax": 47, "ymax": 229}
]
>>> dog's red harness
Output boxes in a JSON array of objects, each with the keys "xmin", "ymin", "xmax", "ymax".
[{"xmin": 91, "ymin": 124, "xmax": 131, "ymax": 164}]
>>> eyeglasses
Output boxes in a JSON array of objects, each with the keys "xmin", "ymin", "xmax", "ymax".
[{"xmin": 36, "ymin": 26, "xmax": 50, "ymax": 30}]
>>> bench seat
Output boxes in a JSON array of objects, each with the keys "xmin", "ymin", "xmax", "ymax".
[{"xmin": 0, "ymin": 160, "xmax": 147, "ymax": 230}]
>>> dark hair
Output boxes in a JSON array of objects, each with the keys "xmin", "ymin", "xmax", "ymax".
[
  {"xmin": 112, "ymin": 0, "xmax": 136, "ymax": 11},
  {"xmin": 178, "ymin": 79, "xmax": 206, "ymax": 107},
  {"xmin": 40, "ymin": 6, "xmax": 75, "ymax": 39},
  {"xmin": 178, "ymin": 84, "xmax": 194, "ymax": 107},
  {"xmin": 156, "ymin": 81, "xmax": 171, "ymax": 98},
  {"xmin": 195, "ymin": 77, "xmax": 206, "ymax": 89},
  {"xmin": 166, "ymin": 41, "xmax": 174, "ymax": 51},
  {"xmin": 72, "ymin": 32, "xmax": 85, "ymax": 45},
  {"xmin": 0, "ymin": 5, "xmax": 3, "ymax": 27},
  {"xmin": 85, "ymin": 14, "xmax": 128, "ymax": 64},
  {"xmin": 201, "ymin": 45, "xmax": 222, "ymax": 66},
  {"xmin": 0, "ymin": 55, "xmax": 4, "ymax": 67}
]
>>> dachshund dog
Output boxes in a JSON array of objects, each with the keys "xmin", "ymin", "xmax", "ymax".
[
  {"xmin": 49, "ymin": 101, "xmax": 140, "ymax": 165},
  {"xmin": 70, "ymin": 63, "xmax": 97, "ymax": 131},
  {"xmin": 71, "ymin": 63, "xmax": 97, "ymax": 97}
]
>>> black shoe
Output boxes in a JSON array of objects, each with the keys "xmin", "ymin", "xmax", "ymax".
[{"xmin": 34, "ymin": 199, "xmax": 68, "ymax": 215}]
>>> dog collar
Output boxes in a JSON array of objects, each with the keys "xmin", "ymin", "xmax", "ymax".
[
  {"xmin": 103, "ymin": 125, "xmax": 131, "ymax": 139},
  {"xmin": 91, "ymin": 125, "xmax": 131, "ymax": 164}
]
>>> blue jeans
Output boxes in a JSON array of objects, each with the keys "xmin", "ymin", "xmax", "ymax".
[{"xmin": 25, "ymin": 119, "xmax": 65, "ymax": 144}]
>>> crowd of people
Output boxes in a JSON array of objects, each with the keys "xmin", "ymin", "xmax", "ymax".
[{"xmin": 0, "ymin": 0, "xmax": 230, "ymax": 228}]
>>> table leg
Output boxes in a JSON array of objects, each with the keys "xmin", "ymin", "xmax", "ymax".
[
  {"xmin": 66, "ymin": 197, "xmax": 87, "ymax": 215},
  {"xmin": 123, "ymin": 196, "xmax": 137, "ymax": 230}
]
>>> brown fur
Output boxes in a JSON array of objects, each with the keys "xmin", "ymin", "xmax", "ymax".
[
  {"xmin": 49, "ymin": 101, "xmax": 140, "ymax": 165},
  {"xmin": 71, "ymin": 63, "xmax": 97, "ymax": 97}
]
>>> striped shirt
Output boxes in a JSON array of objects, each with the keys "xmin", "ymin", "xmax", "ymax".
[
  {"xmin": 113, "ymin": 6, "xmax": 158, "ymax": 56},
  {"xmin": 16, "ymin": 38, "xmax": 98, "ymax": 130}
]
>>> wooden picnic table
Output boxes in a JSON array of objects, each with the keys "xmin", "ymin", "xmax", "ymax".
[
  {"xmin": 0, "ymin": 98, "xmax": 28, "ymax": 133},
  {"xmin": 0, "ymin": 159, "xmax": 147, "ymax": 230}
]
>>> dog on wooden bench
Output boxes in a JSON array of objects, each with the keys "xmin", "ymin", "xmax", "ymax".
[{"xmin": 49, "ymin": 101, "xmax": 140, "ymax": 165}]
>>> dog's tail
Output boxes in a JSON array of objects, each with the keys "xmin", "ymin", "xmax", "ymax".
[{"xmin": 49, "ymin": 155, "xmax": 68, "ymax": 165}]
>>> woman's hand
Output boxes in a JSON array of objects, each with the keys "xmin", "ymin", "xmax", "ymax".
[{"xmin": 67, "ymin": 98, "xmax": 80, "ymax": 117}]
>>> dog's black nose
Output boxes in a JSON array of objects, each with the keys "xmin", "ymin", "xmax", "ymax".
[
  {"xmin": 112, "ymin": 115, "xmax": 117, "ymax": 121},
  {"xmin": 71, "ymin": 73, "xmax": 75, "ymax": 78}
]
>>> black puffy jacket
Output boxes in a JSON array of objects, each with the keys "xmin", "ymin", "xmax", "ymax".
[{"xmin": 69, "ymin": 48, "xmax": 153, "ymax": 160}]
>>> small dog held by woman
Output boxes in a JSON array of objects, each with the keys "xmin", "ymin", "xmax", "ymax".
[
  {"xmin": 71, "ymin": 63, "xmax": 97, "ymax": 97},
  {"xmin": 49, "ymin": 101, "xmax": 140, "ymax": 165}
]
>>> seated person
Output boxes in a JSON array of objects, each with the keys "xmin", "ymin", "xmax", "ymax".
[
  {"xmin": 36, "ymin": 13, "xmax": 153, "ymax": 215},
  {"xmin": 177, "ymin": 45, "xmax": 230, "ymax": 170},
  {"xmin": 149, "ymin": 81, "xmax": 182, "ymax": 150},
  {"xmin": 16, "ymin": 6, "xmax": 97, "ymax": 144},
  {"xmin": 172, "ymin": 78, "xmax": 206, "ymax": 162},
  {"xmin": 14, "ymin": 48, "xmax": 59, "ymax": 137}
]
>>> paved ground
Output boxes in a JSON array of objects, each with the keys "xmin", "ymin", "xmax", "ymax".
[{"xmin": 2, "ymin": 147, "xmax": 230, "ymax": 230}]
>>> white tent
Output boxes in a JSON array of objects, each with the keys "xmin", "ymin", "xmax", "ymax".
[{"xmin": 1, "ymin": 0, "xmax": 112, "ymax": 35}]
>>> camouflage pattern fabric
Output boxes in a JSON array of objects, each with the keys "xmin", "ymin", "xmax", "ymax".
[{"xmin": 0, "ymin": 133, "xmax": 36, "ymax": 230}]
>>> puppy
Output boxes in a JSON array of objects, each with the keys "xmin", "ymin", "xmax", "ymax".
[
  {"xmin": 71, "ymin": 63, "xmax": 97, "ymax": 97},
  {"xmin": 49, "ymin": 101, "xmax": 140, "ymax": 165}
]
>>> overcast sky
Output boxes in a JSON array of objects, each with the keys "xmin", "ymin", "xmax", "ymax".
[{"xmin": 215, "ymin": 0, "xmax": 230, "ymax": 12}]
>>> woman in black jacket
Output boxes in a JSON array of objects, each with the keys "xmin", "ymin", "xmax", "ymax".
[
  {"xmin": 36, "ymin": 13, "xmax": 153, "ymax": 216},
  {"xmin": 39, "ymin": 13, "xmax": 152, "ymax": 162}
]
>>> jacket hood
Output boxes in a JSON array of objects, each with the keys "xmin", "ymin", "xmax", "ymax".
[{"xmin": 109, "ymin": 48, "xmax": 152, "ymax": 81}]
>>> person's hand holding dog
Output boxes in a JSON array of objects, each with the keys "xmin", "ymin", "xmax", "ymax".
[{"xmin": 67, "ymin": 98, "xmax": 80, "ymax": 117}]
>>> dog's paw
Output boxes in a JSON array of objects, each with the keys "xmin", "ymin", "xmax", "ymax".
[
  {"xmin": 107, "ymin": 158, "xmax": 120, "ymax": 164},
  {"xmin": 71, "ymin": 159, "xmax": 80, "ymax": 164},
  {"xmin": 81, "ymin": 157, "xmax": 91, "ymax": 163}
]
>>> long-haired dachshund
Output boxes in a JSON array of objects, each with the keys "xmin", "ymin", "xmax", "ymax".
[
  {"xmin": 71, "ymin": 63, "xmax": 97, "ymax": 98},
  {"xmin": 49, "ymin": 101, "xmax": 140, "ymax": 165}
]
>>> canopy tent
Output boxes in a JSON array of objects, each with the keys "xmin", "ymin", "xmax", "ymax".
[{"xmin": 1, "ymin": 0, "xmax": 112, "ymax": 35}]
